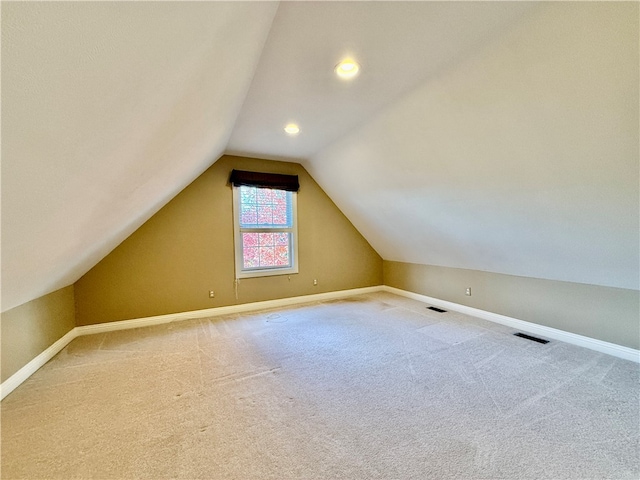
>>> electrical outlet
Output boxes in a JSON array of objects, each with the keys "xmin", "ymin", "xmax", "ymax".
[
  {"xmin": 209, "ymin": 290, "xmax": 215, "ymax": 298},
  {"xmin": 313, "ymin": 279, "xmax": 318, "ymax": 286},
  {"xmin": 465, "ymin": 287, "xmax": 471, "ymax": 296}
]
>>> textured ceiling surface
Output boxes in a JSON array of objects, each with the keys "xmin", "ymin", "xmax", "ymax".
[{"xmin": 2, "ymin": 2, "xmax": 638, "ymax": 311}]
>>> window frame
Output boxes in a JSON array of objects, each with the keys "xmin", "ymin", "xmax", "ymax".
[{"xmin": 232, "ymin": 185, "xmax": 299, "ymax": 279}]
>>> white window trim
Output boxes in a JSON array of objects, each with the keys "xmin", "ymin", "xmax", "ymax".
[{"xmin": 232, "ymin": 186, "xmax": 299, "ymax": 279}]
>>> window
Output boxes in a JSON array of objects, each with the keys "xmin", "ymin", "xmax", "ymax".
[{"xmin": 232, "ymin": 184, "xmax": 298, "ymax": 278}]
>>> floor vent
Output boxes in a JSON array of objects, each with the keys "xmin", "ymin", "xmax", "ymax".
[
  {"xmin": 427, "ymin": 306, "xmax": 447, "ymax": 313},
  {"xmin": 514, "ymin": 332, "xmax": 550, "ymax": 344}
]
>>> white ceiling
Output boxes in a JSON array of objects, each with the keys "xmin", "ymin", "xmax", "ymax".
[
  {"xmin": 227, "ymin": 1, "xmax": 534, "ymax": 160},
  {"xmin": 2, "ymin": 1, "xmax": 638, "ymax": 311},
  {"xmin": 307, "ymin": 2, "xmax": 639, "ymax": 291},
  {"xmin": 1, "ymin": 1, "xmax": 278, "ymax": 310}
]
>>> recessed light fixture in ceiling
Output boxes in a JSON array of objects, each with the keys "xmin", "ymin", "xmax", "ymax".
[
  {"xmin": 335, "ymin": 59, "xmax": 360, "ymax": 79},
  {"xmin": 284, "ymin": 123, "xmax": 300, "ymax": 135}
]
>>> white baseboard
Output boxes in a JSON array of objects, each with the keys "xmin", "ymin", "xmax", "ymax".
[
  {"xmin": 2, "ymin": 286, "xmax": 381, "ymax": 401},
  {"xmin": 0, "ymin": 328, "xmax": 79, "ymax": 400},
  {"xmin": 75, "ymin": 286, "xmax": 383, "ymax": 336},
  {"xmin": 3, "ymin": 283, "xmax": 637, "ymax": 401},
  {"xmin": 383, "ymin": 286, "xmax": 640, "ymax": 363}
]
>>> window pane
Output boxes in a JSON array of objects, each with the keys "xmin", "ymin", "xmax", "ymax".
[
  {"xmin": 273, "ymin": 189, "xmax": 287, "ymax": 205},
  {"xmin": 242, "ymin": 233, "xmax": 258, "ymax": 248},
  {"xmin": 272, "ymin": 203, "xmax": 287, "ymax": 225},
  {"xmin": 258, "ymin": 232, "xmax": 274, "ymax": 246},
  {"xmin": 257, "ymin": 204, "xmax": 273, "ymax": 225},
  {"xmin": 243, "ymin": 247, "xmax": 259, "ymax": 268},
  {"xmin": 242, "ymin": 232, "xmax": 291, "ymax": 269},
  {"xmin": 274, "ymin": 232, "xmax": 289, "ymax": 245},
  {"xmin": 240, "ymin": 187, "xmax": 292, "ymax": 229},
  {"xmin": 259, "ymin": 247, "xmax": 275, "ymax": 266},
  {"xmin": 256, "ymin": 188, "xmax": 273, "ymax": 204},
  {"xmin": 241, "ymin": 205, "xmax": 257, "ymax": 226},
  {"xmin": 240, "ymin": 186, "xmax": 256, "ymax": 204},
  {"xmin": 274, "ymin": 245, "xmax": 289, "ymax": 266}
]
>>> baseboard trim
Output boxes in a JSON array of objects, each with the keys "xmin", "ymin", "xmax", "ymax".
[
  {"xmin": 75, "ymin": 286, "xmax": 384, "ymax": 336},
  {"xmin": 383, "ymin": 286, "xmax": 640, "ymax": 363},
  {"xmin": 4, "ymin": 283, "xmax": 637, "ymax": 401},
  {"xmin": 1, "ymin": 286, "xmax": 382, "ymax": 401},
  {"xmin": 0, "ymin": 328, "xmax": 79, "ymax": 400}
]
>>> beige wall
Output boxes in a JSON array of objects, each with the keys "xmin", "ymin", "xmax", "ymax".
[
  {"xmin": 384, "ymin": 261, "xmax": 640, "ymax": 350},
  {"xmin": 1, "ymin": 285, "xmax": 76, "ymax": 382},
  {"xmin": 74, "ymin": 156, "xmax": 383, "ymax": 325}
]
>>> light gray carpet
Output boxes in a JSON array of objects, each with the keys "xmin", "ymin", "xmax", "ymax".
[{"xmin": 2, "ymin": 292, "xmax": 638, "ymax": 479}]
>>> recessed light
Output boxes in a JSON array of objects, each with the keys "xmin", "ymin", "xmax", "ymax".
[
  {"xmin": 335, "ymin": 59, "xmax": 360, "ymax": 79},
  {"xmin": 284, "ymin": 123, "xmax": 300, "ymax": 135}
]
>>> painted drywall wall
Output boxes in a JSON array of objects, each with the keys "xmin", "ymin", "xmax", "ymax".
[
  {"xmin": 1, "ymin": 286, "xmax": 76, "ymax": 382},
  {"xmin": 384, "ymin": 261, "xmax": 640, "ymax": 350},
  {"xmin": 74, "ymin": 156, "xmax": 382, "ymax": 325},
  {"xmin": 308, "ymin": 2, "xmax": 638, "ymax": 291}
]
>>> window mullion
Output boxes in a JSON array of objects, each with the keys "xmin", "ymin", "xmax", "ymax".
[{"xmin": 240, "ymin": 227, "xmax": 293, "ymax": 234}]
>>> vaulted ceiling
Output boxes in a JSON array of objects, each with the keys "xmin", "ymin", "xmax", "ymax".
[{"xmin": 2, "ymin": 1, "xmax": 638, "ymax": 312}]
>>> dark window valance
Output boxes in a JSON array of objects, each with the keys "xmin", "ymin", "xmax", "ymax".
[{"xmin": 229, "ymin": 169, "xmax": 299, "ymax": 192}]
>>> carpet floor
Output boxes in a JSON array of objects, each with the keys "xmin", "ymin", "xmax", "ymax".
[{"xmin": 1, "ymin": 292, "xmax": 638, "ymax": 479}]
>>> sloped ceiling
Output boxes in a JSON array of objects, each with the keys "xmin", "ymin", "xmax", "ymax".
[
  {"xmin": 1, "ymin": 1, "xmax": 278, "ymax": 311},
  {"xmin": 2, "ymin": 2, "xmax": 638, "ymax": 311},
  {"xmin": 308, "ymin": 2, "xmax": 639, "ymax": 291}
]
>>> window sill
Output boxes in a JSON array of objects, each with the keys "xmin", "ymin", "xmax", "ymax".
[{"xmin": 236, "ymin": 267, "xmax": 299, "ymax": 279}]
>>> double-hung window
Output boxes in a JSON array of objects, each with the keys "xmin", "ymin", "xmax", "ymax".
[{"xmin": 231, "ymin": 170, "xmax": 299, "ymax": 278}]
